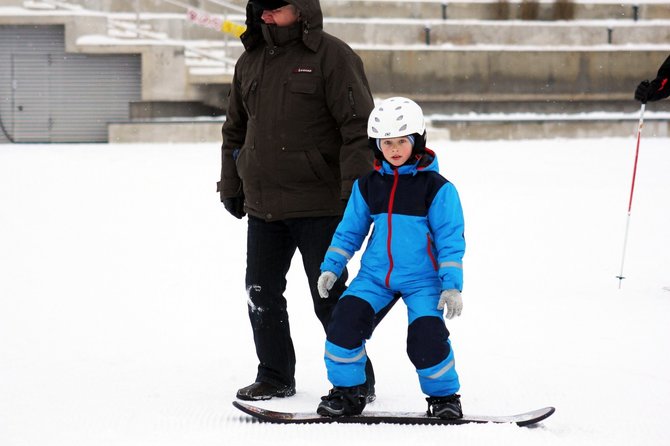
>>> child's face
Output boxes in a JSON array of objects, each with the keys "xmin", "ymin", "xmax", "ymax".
[{"xmin": 380, "ymin": 137, "xmax": 413, "ymax": 167}]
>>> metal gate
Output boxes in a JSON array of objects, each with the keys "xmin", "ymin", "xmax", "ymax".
[
  {"xmin": 12, "ymin": 55, "xmax": 51, "ymax": 142},
  {"xmin": 0, "ymin": 25, "xmax": 141, "ymax": 143}
]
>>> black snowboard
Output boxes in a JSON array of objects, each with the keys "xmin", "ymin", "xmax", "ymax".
[{"xmin": 233, "ymin": 401, "xmax": 555, "ymax": 427}]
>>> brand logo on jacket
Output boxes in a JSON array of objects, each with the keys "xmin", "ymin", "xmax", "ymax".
[{"xmin": 292, "ymin": 67, "xmax": 314, "ymax": 73}]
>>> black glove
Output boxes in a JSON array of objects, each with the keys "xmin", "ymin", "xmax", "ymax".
[
  {"xmin": 223, "ymin": 196, "xmax": 246, "ymax": 219},
  {"xmin": 635, "ymin": 80, "xmax": 651, "ymax": 103},
  {"xmin": 635, "ymin": 77, "xmax": 670, "ymax": 103}
]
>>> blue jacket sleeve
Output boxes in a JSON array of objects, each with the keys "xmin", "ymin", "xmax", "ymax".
[
  {"xmin": 428, "ymin": 182, "xmax": 465, "ymax": 291},
  {"xmin": 320, "ymin": 180, "xmax": 372, "ymax": 277}
]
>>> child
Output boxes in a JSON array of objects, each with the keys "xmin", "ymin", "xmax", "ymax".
[{"xmin": 316, "ymin": 97, "xmax": 465, "ymax": 418}]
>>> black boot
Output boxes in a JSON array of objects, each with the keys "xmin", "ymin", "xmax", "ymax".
[
  {"xmin": 317, "ymin": 385, "xmax": 368, "ymax": 417},
  {"xmin": 364, "ymin": 359, "xmax": 376, "ymax": 403},
  {"xmin": 365, "ymin": 380, "xmax": 376, "ymax": 403},
  {"xmin": 236, "ymin": 381, "xmax": 296, "ymax": 401},
  {"xmin": 426, "ymin": 394, "xmax": 463, "ymax": 419}
]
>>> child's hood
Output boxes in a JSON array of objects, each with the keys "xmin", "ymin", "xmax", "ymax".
[{"xmin": 374, "ymin": 148, "xmax": 440, "ymax": 176}]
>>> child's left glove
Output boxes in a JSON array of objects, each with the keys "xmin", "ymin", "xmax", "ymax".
[
  {"xmin": 437, "ymin": 289, "xmax": 463, "ymax": 320},
  {"xmin": 317, "ymin": 271, "xmax": 338, "ymax": 298}
]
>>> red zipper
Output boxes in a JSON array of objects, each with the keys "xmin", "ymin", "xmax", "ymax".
[{"xmin": 385, "ymin": 169, "xmax": 399, "ymax": 288}]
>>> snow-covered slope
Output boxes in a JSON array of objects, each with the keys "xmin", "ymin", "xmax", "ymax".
[{"xmin": 1, "ymin": 137, "xmax": 669, "ymax": 445}]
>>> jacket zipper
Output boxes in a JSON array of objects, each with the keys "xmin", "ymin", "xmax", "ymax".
[
  {"xmin": 385, "ymin": 169, "xmax": 399, "ymax": 288},
  {"xmin": 347, "ymin": 86, "xmax": 357, "ymax": 117}
]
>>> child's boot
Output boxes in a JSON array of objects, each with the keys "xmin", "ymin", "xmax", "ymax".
[
  {"xmin": 317, "ymin": 385, "xmax": 368, "ymax": 417},
  {"xmin": 426, "ymin": 394, "xmax": 463, "ymax": 419}
]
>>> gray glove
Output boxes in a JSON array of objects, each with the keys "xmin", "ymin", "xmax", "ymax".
[
  {"xmin": 317, "ymin": 271, "xmax": 337, "ymax": 298},
  {"xmin": 437, "ymin": 289, "xmax": 463, "ymax": 320}
]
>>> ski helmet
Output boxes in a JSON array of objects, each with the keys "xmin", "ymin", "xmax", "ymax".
[{"xmin": 367, "ymin": 97, "xmax": 426, "ymax": 139}]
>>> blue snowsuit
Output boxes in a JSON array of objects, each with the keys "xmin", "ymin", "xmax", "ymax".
[{"xmin": 321, "ymin": 149, "xmax": 465, "ymax": 397}]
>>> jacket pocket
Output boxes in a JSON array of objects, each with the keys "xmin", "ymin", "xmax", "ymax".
[
  {"xmin": 277, "ymin": 145, "xmax": 335, "ymax": 185},
  {"xmin": 287, "ymin": 76, "xmax": 322, "ymax": 122},
  {"xmin": 289, "ymin": 78, "xmax": 317, "ymax": 94}
]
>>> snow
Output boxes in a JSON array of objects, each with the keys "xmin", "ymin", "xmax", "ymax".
[{"xmin": 1, "ymin": 136, "xmax": 670, "ymax": 445}]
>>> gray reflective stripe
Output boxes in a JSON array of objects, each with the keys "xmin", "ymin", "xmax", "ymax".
[
  {"xmin": 325, "ymin": 348, "xmax": 366, "ymax": 364},
  {"xmin": 328, "ymin": 246, "xmax": 352, "ymax": 260},
  {"xmin": 440, "ymin": 261, "xmax": 462, "ymax": 269},
  {"xmin": 426, "ymin": 359, "xmax": 455, "ymax": 379}
]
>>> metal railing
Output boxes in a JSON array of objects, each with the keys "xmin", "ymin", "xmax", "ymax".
[
  {"xmin": 27, "ymin": 0, "xmax": 244, "ymax": 70},
  {"xmin": 148, "ymin": 0, "xmax": 246, "ymax": 70}
]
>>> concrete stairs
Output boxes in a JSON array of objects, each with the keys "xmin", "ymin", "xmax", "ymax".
[{"xmin": 2, "ymin": 0, "xmax": 670, "ymax": 141}]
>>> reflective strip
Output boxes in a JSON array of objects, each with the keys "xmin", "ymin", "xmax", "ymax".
[
  {"xmin": 325, "ymin": 347, "xmax": 366, "ymax": 364},
  {"xmin": 440, "ymin": 261, "xmax": 462, "ymax": 269},
  {"xmin": 327, "ymin": 246, "xmax": 352, "ymax": 260},
  {"xmin": 426, "ymin": 359, "xmax": 455, "ymax": 379}
]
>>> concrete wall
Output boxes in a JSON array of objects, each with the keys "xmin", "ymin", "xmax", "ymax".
[
  {"xmin": 4, "ymin": 2, "xmax": 669, "ymax": 142},
  {"xmin": 326, "ymin": 21, "xmax": 670, "ymax": 46},
  {"xmin": 15, "ymin": 0, "xmax": 670, "ymax": 20},
  {"xmin": 356, "ymin": 49, "xmax": 670, "ymax": 97},
  {"xmin": 431, "ymin": 118, "xmax": 670, "ymax": 140},
  {"xmin": 109, "ymin": 119, "xmax": 224, "ymax": 142},
  {"xmin": 136, "ymin": 15, "xmax": 670, "ymax": 46},
  {"xmin": 107, "ymin": 117, "xmax": 670, "ymax": 143}
]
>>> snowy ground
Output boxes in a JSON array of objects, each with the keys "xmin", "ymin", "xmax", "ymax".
[{"xmin": 1, "ymin": 136, "xmax": 669, "ymax": 446}]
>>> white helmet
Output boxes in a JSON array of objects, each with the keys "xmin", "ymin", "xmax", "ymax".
[{"xmin": 367, "ymin": 97, "xmax": 425, "ymax": 139}]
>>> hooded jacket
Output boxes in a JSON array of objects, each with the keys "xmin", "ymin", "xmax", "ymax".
[
  {"xmin": 218, "ymin": 0, "xmax": 374, "ymax": 221},
  {"xmin": 321, "ymin": 150, "xmax": 465, "ymax": 293}
]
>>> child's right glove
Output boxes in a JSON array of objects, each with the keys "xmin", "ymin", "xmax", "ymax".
[
  {"xmin": 437, "ymin": 289, "xmax": 463, "ymax": 320},
  {"xmin": 317, "ymin": 271, "xmax": 338, "ymax": 298}
]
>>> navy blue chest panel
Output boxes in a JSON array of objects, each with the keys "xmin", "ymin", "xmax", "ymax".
[{"xmin": 358, "ymin": 171, "xmax": 448, "ymax": 216}]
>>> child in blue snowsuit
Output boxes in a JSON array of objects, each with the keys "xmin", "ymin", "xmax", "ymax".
[{"xmin": 316, "ymin": 97, "xmax": 465, "ymax": 418}]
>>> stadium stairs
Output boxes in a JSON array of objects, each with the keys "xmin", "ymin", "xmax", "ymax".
[{"xmin": 1, "ymin": 0, "xmax": 669, "ymax": 141}]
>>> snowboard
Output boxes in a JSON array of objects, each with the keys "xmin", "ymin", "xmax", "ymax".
[{"xmin": 233, "ymin": 401, "xmax": 555, "ymax": 427}]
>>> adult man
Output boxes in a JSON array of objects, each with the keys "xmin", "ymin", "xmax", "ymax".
[
  {"xmin": 634, "ymin": 54, "xmax": 670, "ymax": 103},
  {"xmin": 217, "ymin": 0, "xmax": 376, "ymax": 401}
]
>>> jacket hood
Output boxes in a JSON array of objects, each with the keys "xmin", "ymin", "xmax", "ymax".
[
  {"xmin": 374, "ymin": 148, "xmax": 439, "ymax": 176},
  {"xmin": 241, "ymin": 0, "xmax": 323, "ymax": 52}
]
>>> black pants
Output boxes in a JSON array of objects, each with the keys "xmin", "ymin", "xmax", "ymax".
[{"xmin": 245, "ymin": 215, "xmax": 352, "ymax": 388}]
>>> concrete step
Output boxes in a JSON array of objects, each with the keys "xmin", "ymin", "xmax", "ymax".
[
  {"xmin": 326, "ymin": 19, "xmax": 670, "ymax": 46},
  {"xmin": 107, "ymin": 111, "xmax": 670, "ymax": 143},
  {"xmin": 415, "ymin": 95, "xmax": 670, "ymax": 115},
  {"xmin": 34, "ymin": 0, "xmax": 670, "ymax": 21},
  {"xmin": 125, "ymin": 12, "xmax": 670, "ymax": 46},
  {"xmin": 354, "ymin": 47, "xmax": 670, "ymax": 98},
  {"xmin": 319, "ymin": 0, "xmax": 670, "ymax": 21},
  {"xmin": 428, "ymin": 111, "xmax": 670, "ymax": 140}
]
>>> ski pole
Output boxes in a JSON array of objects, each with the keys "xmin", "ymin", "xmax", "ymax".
[{"xmin": 617, "ymin": 103, "xmax": 646, "ymax": 288}]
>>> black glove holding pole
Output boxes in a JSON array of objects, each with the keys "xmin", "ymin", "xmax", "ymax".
[{"xmin": 634, "ymin": 55, "xmax": 670, "ymax": 103}]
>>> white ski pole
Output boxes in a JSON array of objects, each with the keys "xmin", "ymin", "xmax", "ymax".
[{"xmin": 617, "ymin": 103, "xmax": 646, "ymax": 288}]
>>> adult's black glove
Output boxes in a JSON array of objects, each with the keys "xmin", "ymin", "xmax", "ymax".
[
  {"xmin": 223, "ymin": 196, "xmax": 246, "ymax": 219},
  {"xmin": 635, "ymin": 55, "xmax": 670, "ymax": 103},
  {"xmin": 635, "ymin": 80, "xmax": 651, "ymax": 103},
  {"xmin": 635, "ymin": 77, "xmax": 670, "ymax": 103}
]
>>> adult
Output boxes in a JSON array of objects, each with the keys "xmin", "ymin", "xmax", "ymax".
[
  {"xmin": 634, "ymin": 54, "xmax": 670, "ymax": 103},
  {"xmin": 217, "ymin": 0, "xmax": 376, "ymax": 401}
]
